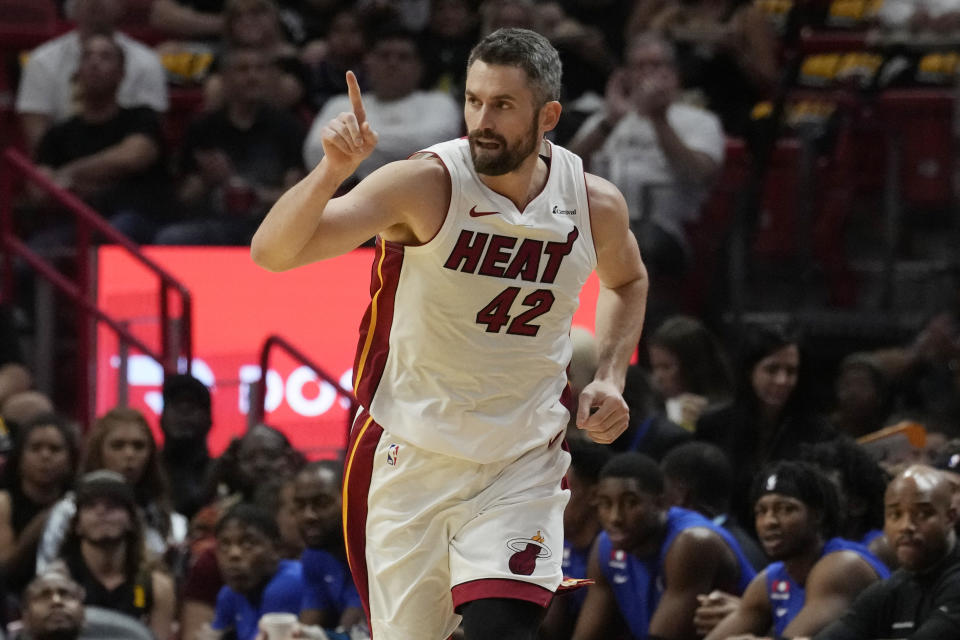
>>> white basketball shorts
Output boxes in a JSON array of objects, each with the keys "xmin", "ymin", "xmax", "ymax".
[{"xmin": 342, "ymin": 408, "xmax": 571, "ymax": 640}]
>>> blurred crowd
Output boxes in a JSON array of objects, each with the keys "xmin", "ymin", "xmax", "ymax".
[
  {"xmin": 0, "ymin": 304, "xmax": 955, "ymax": 638},
  {"xmin": 8, "ymin": 0, "xmax": 959, "ymax": 318},
  {"xmin": 0, "ymin": 371, "xmax": 366, "ymax": 639},
  {"xmin": 7, "ymin": 0, "xmax": 789, "ymax": 253}
]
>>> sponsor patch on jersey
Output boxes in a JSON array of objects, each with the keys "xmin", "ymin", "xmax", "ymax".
[
  {"xmin": 609, "ymin": 549, "xmax": 627, "ymax": 569},
  {"xmin": 770, "ymin": 579, "xmax": 790, "ymax": 600},
  {"xmin": 552, "ymin": 205, "xmax": 576, "ymax": 216}
]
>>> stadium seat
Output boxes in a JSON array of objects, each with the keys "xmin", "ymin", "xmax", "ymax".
[
  {"xmin": 0, "ymin": 0, "xmax": 60, "ymax": 53},
  {"xmin": 879, "ymin": 89, "xmax": 954, "ymax": 210},
  {"xmin": 799, "ymin": 29, "xmax": 869, "ymax": 55},
  {"xmin": 676, "ymin": 138, "xmax": 750, "ymax": 314},
  {"xmin": 752, "ymin": 138, "xmax": 804, "ymax": 260}
]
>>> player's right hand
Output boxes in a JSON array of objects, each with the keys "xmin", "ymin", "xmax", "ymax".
[
  {"xmin": 320, "ymin": 70, "xmax": 379, "ymax": 175},
  {"xmin": 693, "ymin": 590, "xmax": 740, "ymax": 636},
  {"xmin": 576, "ymin": 379, "xmax": 629, "ymax": 444}
]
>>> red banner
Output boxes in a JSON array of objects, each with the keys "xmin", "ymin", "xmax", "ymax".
[{"xmin": 96, "ymin": 247, "xmax": 600, "ymax": 458}]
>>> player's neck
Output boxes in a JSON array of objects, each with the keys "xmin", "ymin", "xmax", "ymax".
[
  {"xmin": 782, "ymin": 536, "xmax": 826, "ymax": 586},
  {"xmin": 477, "ymin": 151, "xmax": 548, "ymax": 212},
  {"xmin": 631, "ymin": 512, "xmax": 669, "ymax": 559}
]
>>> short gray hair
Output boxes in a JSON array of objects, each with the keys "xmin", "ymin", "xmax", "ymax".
[{"xmin": 467, "ymin": 27, "xmax": 562, "ymax": 107}]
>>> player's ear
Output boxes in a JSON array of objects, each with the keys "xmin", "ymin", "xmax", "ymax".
[
  {"xmin": 946, "ymin": 502, "xmax": 958, "ymax": 528},
  {"xmin": 539, "ymin": 100, "xmax": 562, "ymax": 133}
]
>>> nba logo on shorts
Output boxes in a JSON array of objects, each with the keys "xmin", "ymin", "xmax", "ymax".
[{"xmin": 387, "ymin": 443, "xmax": 400, "ymax": 466}]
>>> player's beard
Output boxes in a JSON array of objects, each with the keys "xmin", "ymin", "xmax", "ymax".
[
  {"xmin": 34, "ymin": 627, "xmax": 82, "ymax": 640},
  {"xmin": 469, "ymin": 113, "xmax": 540, "ymax": 176}
]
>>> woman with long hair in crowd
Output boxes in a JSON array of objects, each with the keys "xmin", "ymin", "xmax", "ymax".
[
  {"xmin": 696, "ymin": 321, "xmax": 834, "ymax": 525},
  {"xmin": 53, "ymin": 470, "xmax": 175, "ymax": 639},
  {"xmin": 646, "ymin": 315, "xmax": 733, "ymax": 432},
  {"xmin": 0, "ymin": 412, "xmax": 80, "ymax": 588},
  {"xmin": 37, "ymin": 407, "xmax": 188, "ymax": 574}
]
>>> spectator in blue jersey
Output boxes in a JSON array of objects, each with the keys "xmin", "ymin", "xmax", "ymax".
[
  {"xmin": 292, "ymin": 461, "xmax": 363, "ymax": 630},
  {"xmin": 799, "ymin": 437, "xmax": 894, "ymax": 568},
  {"xmin": 660, "ymin": 442, "xmax": 767, "ymax": 573},
  {"xmin": 210, "ymin": 503, "xmax": 304, "ymax": 640},
  {"xmin": 571, "ymin": 452, "xmax": 756, "ymax": 640},
  {"xmin": 701, "ymin": 461, "xmax": 889, "ymax": 640},
  {"xmin": 541, "ymin": 439, "xmax": 612, "ymax": 640}
]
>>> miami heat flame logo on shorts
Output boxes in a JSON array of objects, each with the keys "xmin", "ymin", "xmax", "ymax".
[{"xmin": 507, "ymin": 530, "xmax": 552, "ymax": 576}]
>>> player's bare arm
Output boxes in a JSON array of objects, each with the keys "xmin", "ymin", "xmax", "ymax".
[
  {"xmin": 703, "ymin": 571, "xmax": 771, "ymax": 640},
  {"xmin": 650, "ymin": 529, "xmax": 735, "ymax": 640},
  {"xmin": 570, "ymin": 537, "xmax": 621, "ymax": 640},
  {"xmin": 780, "ymin": 551, "xmax": 882, "ymax": 638},
  {"xmin": 576, "ymin": 173, "xmax": 648, "ymax": 444},
  {"xmin": 251, "ymin": 71, "xmax": 449, "ymax": 271}
]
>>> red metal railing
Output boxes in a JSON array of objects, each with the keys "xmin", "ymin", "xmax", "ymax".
[
  {"xmin": 252, "ymin": 334, "xmax": 357, "ymax": 446},
  {"xmin": 0, "ymin": 148, "xmax": 193, "ymax": 427}
]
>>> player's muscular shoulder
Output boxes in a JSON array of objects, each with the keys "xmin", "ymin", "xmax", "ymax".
[
  {"xmin": 668, "ymin": 528, "xmax": 737, "ymax": 579},
  {"xmin": 808, "ymin": 550, "xmax": 880, "ymax": 593},
  {"xmin": 584, "ymin": 172, "xmax": 630, "ymax": 249},
  {"xmin": 375, "ymin": 156, "xmax": 451, "ymax": 244},
  {"xmin": 584, "ymin": 173, "xmax": 628, "ymax": 220}
]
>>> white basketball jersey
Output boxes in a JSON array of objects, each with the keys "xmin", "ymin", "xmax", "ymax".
[{"xmin": 352, "ymin": 138, "xmax": 597, "ymax": 463}]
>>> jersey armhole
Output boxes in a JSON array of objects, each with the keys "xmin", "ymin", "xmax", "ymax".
[
  {"xmin": 393, "ymin": 151, "xmax": 454, "ymax": 252},
  {"xmin": 582, "ymin": 171, "xmax": 599, "ymax": 268}
]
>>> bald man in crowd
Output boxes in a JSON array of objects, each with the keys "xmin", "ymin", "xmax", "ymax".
[{"xmin": 812, "ymin": 465, "xmax": 960, "ymax": 639}]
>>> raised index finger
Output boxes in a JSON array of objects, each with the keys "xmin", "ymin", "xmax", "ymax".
[{"xmin": 346, "ymin": 70, "xmax": 366, "ymax": 126}]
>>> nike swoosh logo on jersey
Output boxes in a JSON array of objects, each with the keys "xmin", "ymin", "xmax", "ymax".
[{"xmin": 469, "ymin": 206, "xmax": 499, "ymax": 217}]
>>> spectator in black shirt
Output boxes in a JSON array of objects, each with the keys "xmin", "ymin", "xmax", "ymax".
[
  {"xmin": 159, "ymin": 374, "xmax": 214, "ymax": 519},
  {"xmin": 31, "ymin": 33, "xmax": 171, "ymax": 244},
  {"xmin": 697, "ymin": 322, "xmax": 834, "ymax": 527},
  {"xmin": 0, "ymin": 413, "xmax": 79, "ymax": 592},
  {"xmin": 157, "ymin": 46, "xmax": 306, "ymax": 245},
  {"xmin": 813, "ymin": 465, "xmax": 960, "ymax": 640},
  {"xmin": 53, "ymin": 470, "xmax": 175, "ymax": 640}
]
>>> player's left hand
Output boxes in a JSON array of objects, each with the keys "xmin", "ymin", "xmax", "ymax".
[{"xmin": 576, "ymin": 380, "xmax": 629, "ymax": 444}]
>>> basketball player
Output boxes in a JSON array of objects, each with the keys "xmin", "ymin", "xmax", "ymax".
[
  {"xmin": 573, "ymin": 452, "xmax": 757, "ymax": 640},
  {"xmin": 703, "ymin": 461, "xmax": 889, "ymax": 640},
  {"xmin": 251, "ymin": 28, "xmax": 648, "ymax": 640}
]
